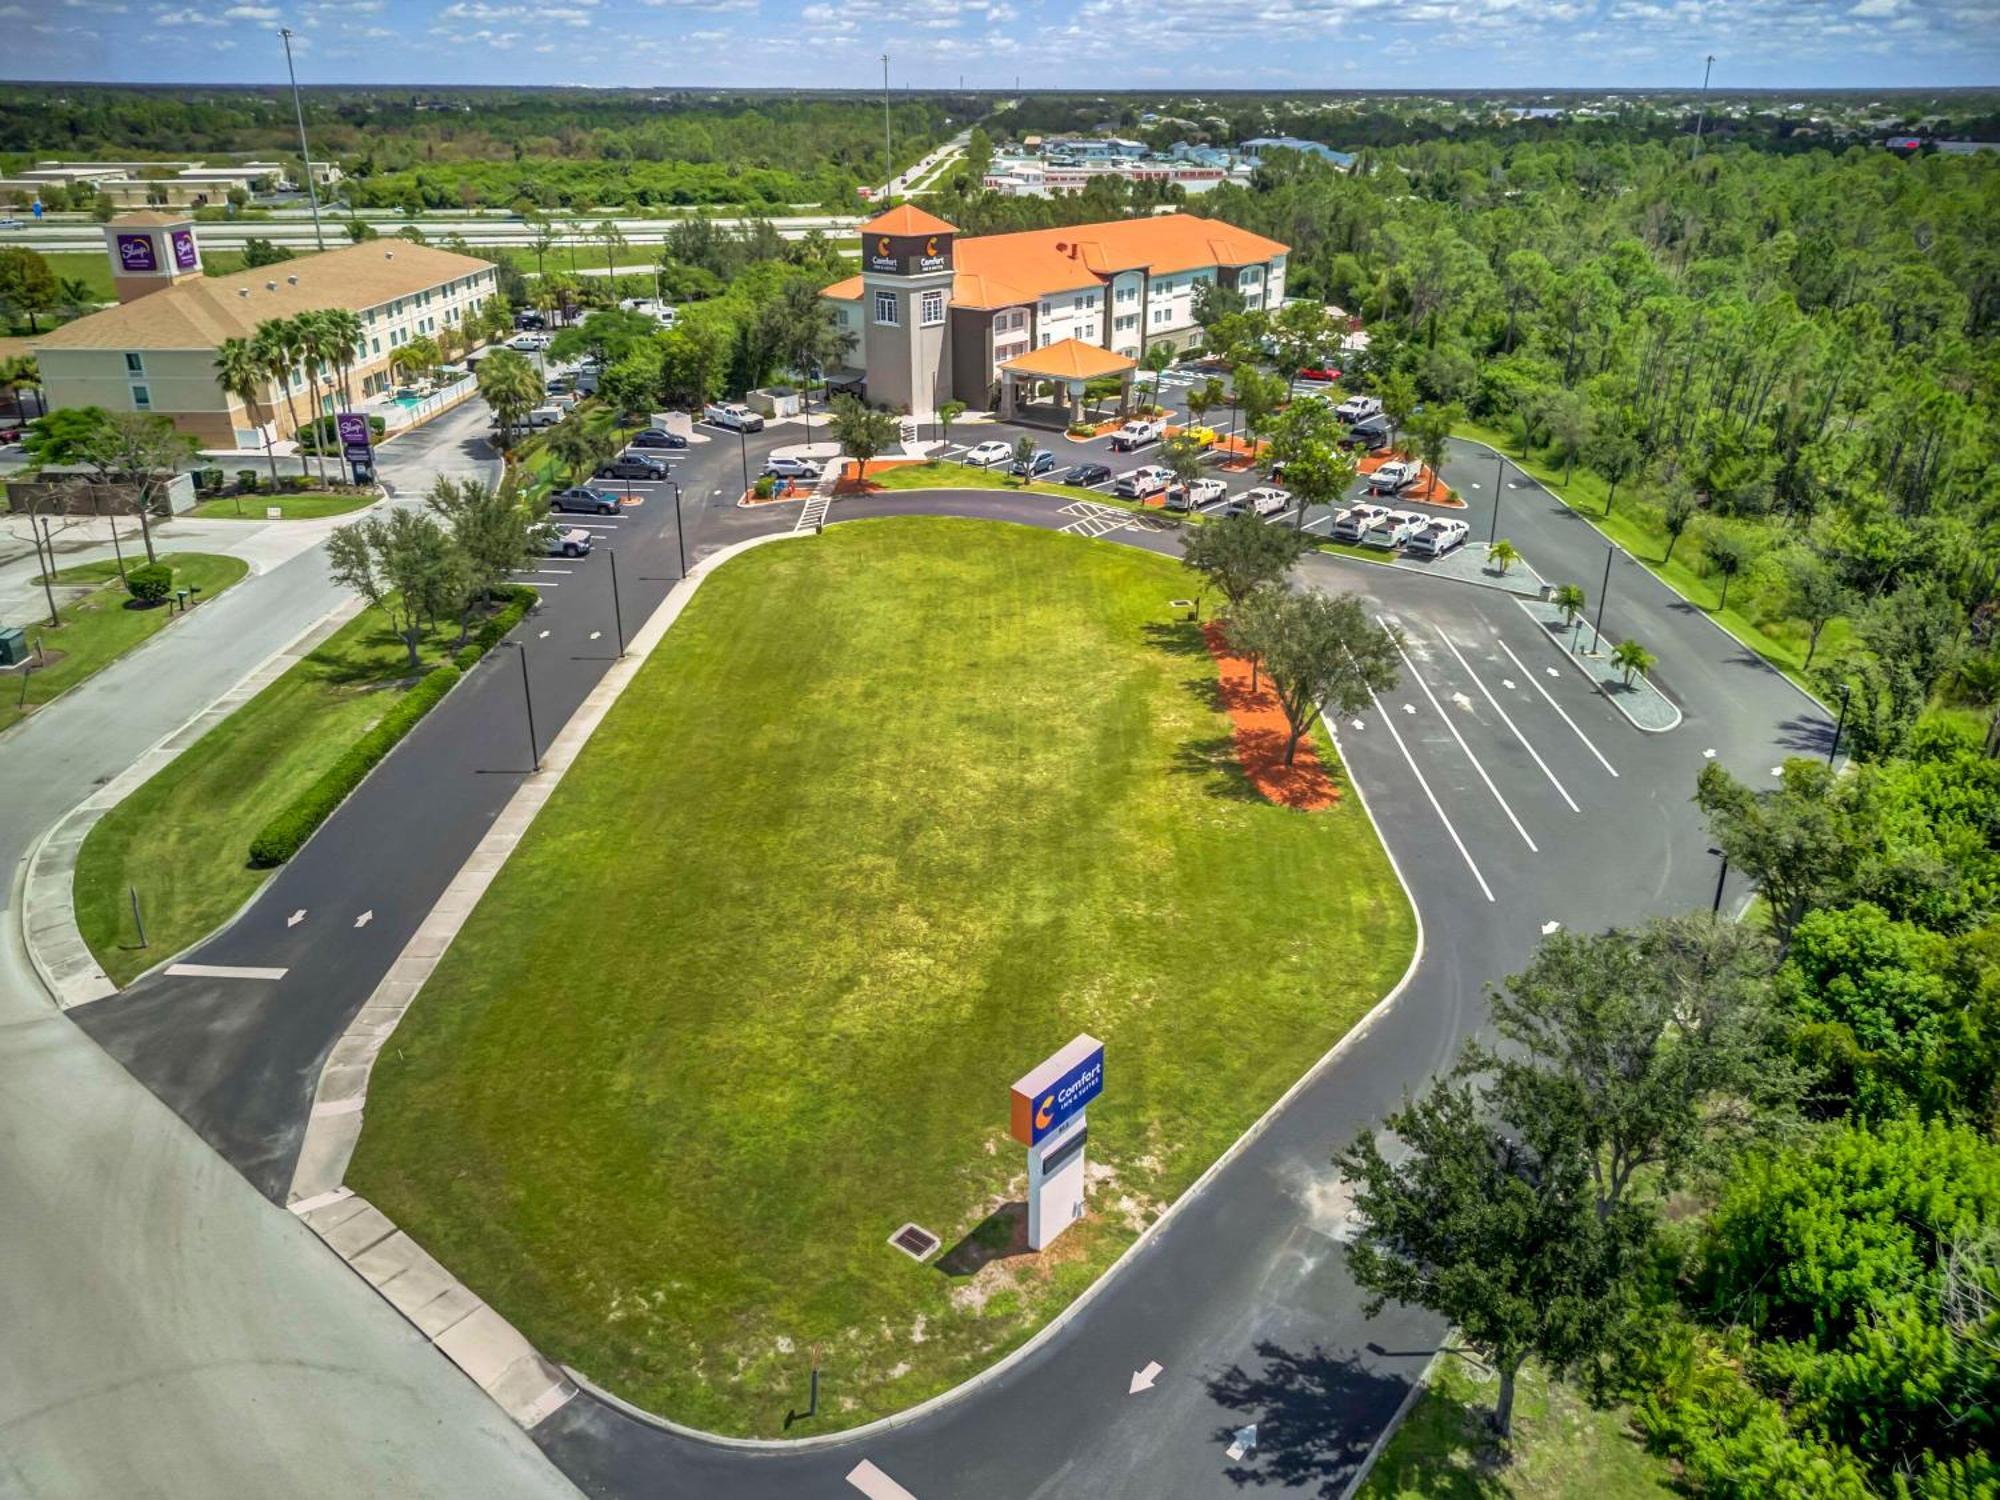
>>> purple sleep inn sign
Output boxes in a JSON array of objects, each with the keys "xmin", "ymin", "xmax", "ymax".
[
  {"xmin": 114, "ymin": 234, "xmax": 158, "ymax": 273},
  {"xmin": 336, "ymin": 412, "xmax": 373, "ymax": 462},
  {"xmin": 170, "ymin": 228, "xmax": 200, "ymax": 271}
]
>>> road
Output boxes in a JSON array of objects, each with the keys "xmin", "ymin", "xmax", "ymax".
[
  {"xmin": 35, "ymin": 389, "xmax": 1830, "ymax": 1496},
  {"xmin": 0, "ymin": 402, "xmax": 581, "ymax": 1500}
]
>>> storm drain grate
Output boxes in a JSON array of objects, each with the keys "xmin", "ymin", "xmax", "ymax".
[{"xmin": 888, "ymin": 1223, "xmax": 941, "ymax": 1262}]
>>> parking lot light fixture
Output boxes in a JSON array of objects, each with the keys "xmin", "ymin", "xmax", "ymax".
[
  {"xmin": 609, "ymin": 548, "xmax": 626, "ymax": 659},
  {"xmin": 1591, "ymin": 544, "xmax": 1614, "ymax": 653},
  {"xmin": 666, "ymin": 477, "xmax": 687, "ymax": 578},
  {"xmin": 737, "ymin": 425, "xmax": 750, "ymax": 495},
  {"xmin": 1489, "ymin": 453, "xmax": 1503, "ymax": 546},
  {"xmin": 1708, "ymin": 844, "xmax": 1730, "ymax": 917},
  {"xmin": 510, "ymin": 642, "xmax": 541, "ymax": 773}
]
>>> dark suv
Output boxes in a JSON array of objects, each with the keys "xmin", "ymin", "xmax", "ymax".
[{"xmin": 598, "ymin": 453, "xmax": 670, "ymax": 481}]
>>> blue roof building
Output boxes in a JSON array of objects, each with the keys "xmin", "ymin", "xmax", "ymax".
[{"xmin": 1240, "ymin": 137, "xmax": 1354, "ymax": 168}]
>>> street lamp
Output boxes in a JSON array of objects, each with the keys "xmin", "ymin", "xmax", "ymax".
[
  {"xmin": 1590, "ymin": 544, "xmax": 1614, "ymax": 655},
  {"xmin": 737, "ymin": 424, "xmax": 750, "ymax": 496},
  {"xmin": 1708, "ymin": 845, "xmax": 1730, "ymax": 917},
  {"xmin": 1827, "ymin": 681, "xmax": 1852, "ymax": 766},
  {"xmin": 506, "ymin": 642, "xmax": 541, "ymax": 772},
  {"xmin": 665, "ymin": 476, "xmax": 688, "ymax": 578},
  {"xmin": 608, "ymin": 548, "xmax": 626, "ymax": 659},
  {"xmin": 1488, "ymin": 452, "xmax": 1504, "ymax": 547}
]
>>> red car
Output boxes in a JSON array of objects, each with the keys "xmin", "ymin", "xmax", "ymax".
[
  {"xmin": 0, "ymin": 425, "xmax": 22, "ymax": 445},
  {"xmin": 1296, "ymin": 365, "xmax": 1341, "ymax": 383}
]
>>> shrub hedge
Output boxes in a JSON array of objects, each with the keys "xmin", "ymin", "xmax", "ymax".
[
  {"xmin": 125, "ymin": 562, "xmax": 173, "ymax": 605},
  {"xmin": 246, "ymin": 585, "xmax": 540, "ymax": 868}
]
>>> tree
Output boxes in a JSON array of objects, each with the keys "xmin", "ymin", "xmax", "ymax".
[
  {"xmin": 55, "ymin": 277, "xmax": 95, "ymax": 321},
  {"xmin": 1180, "ymin": 510, "xmax": 1310, "ymax": 611},
  {"xmin": 1489, "ymin": 538, "xmax": 1521, "ymax": 575},
  {"xmin": 1233, "ymin": 363, "xmax": 1285, "ymax": 463},
  {"xmin": 23, "ymin": 404, "xmax": 112, "ymax": 466},
  {"xmin": 1473, "ymin": 916, "xmax": 1793, "ymax": 1221},
  {"xmin": 476, "ymin": 349, "xmax": 540, "ymax": 449},
  {"xmin": 1703, "ymin": 528, "xmax": 1753, "ymax": 612},
  {"xmin": 1779, "ymin": 548, "xmax": 1854, "ymax": 669},
  {"xmin": 596, "ymin": 219, "xmax": 628, "ymax": 280},
  {"xmin": 390, "ymin": 335, "xmax": 443, "ymax": 384},
  {"xmin": 0, "ymin": 246, "xmax": 58, "ymax": 333},
  {"xmin": 75, "ymin": 411, "xmax": 197, "ymax": 566},
  {"xmin": 124, "ymin": 562, "xmax": 173, "ymax": 606},
  {"xmin": 1662, "ymin": 489, "xmax": 1697, "ymax": 564},
  {"xmin": 214, "ymin": 336, "xmax": 280, "ymax": 495},
  {"xmin": 1227, "ymin": 587, "xmax": 1402, "ymax": 764},
  {"xmin": 1696, "ymin": 757, "xmax": 1870, "ymax": 952},
  {"xmin": 1139, "ymin": 343, "xmax": 1173, "ymax": 411},
  {"xmin": 937, "ymin": 400, "xmax": 965, "ymax": 451},
  {"xmin": 425, "ymin": 474, "xmax": 543, "ymax": 645},
  {"xmin": 1159, "ymin": 431, "xmax": 1206, "ymax": 509},
  {"xmin": 241, "ymin": 238, "xmax": 294, "ymax": 269},
  {"xmin": 1191, "ymin": 278, "xmax": 1246, "ymax": 335},
  {"xmin": 251, "ymin": 316, "xmax": 314, "ymax": 481},
  {"xmin": 292, "ymin": 310, "xmax": 337, "ymax": 489},
  {"xmin": 324, "ymin": 307, "xmax": 365, "ymax": 412},
  {"xmin": 1269, "ymin": 297, "xmax": 1329, "ymax": 396},
  {"xmin": 1554, "ymin": 583, "xmax": 1586, "ymax": 628},
  {"xmin": 546, "ymin": 417, "xmax": 614, "ymax": 486},
  {"xmin": 1008, "ymin": 433, "xmax": 1036, "ymax": 481},
  {"xmin": 1266, "ymin": 396, "xmax": 1359, "ymax": 531},
  {"xmin": 1612, "ymin": 638, "xmax": 1654, "ymax": 686},
  {"xmin": 326, "ymin": 509, "xmax": 459, "ymax": 669},
  {"xmin": 1339, "ymin": 1078, "xmax": 1646, "ymax": 1441},
  {"xmin": 827, "ymin": 393, "xmax": 898, "ymax": 481},
  {"xmin": 1539, "ymin": 388, "xmax": 1593, "ymax": 485},
  {"xmin": 1410, "ymin": 404, "xmax": 1458, "ymax": 500},
  {"xmin": 343, "ymin": 217, "xmax": 378, "ymax": 243},
  {"xmin": 1379, "ymin": 369, "xmax": 1418, "ymax": 456},
  {"xmin": 1584, "ymin": 424, "xmax": 1641, "ymax": 516}
]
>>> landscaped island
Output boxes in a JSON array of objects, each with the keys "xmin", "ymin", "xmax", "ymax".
[{"xmin": 350, "ymin": 516, "xmax": 1414, "ymax": 1436}]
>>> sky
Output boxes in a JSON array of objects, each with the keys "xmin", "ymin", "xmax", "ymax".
[{"xmin": 7, "ymin": 0, "xmax": 1998, "ymax": 91}]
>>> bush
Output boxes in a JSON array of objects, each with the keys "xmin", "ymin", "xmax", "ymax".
[
  {"xmin": 453, "ymin": 585, "xmax": 538, "ymax": 670},
  {"xmin": 195, "ymin": 467, "xmax": 225, "ymax": 494},
  {"xmin": 236, "ymin": 468, "xmax": 261, "ymax": 493},
  {"xmin": 125, "ymin": 562, "xmax": 173, "ymax": 605},
  {"xmin": 753, "ymin": 474, "xmax": 776, "ymax": 499},
  {"xmin": 247, "ymin": 663, "xmax": 462, "ymax": 867}
]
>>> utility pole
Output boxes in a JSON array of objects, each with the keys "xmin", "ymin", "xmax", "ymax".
[
  {"xmin": 279, "ymin": 28, "xmax": 326, "ymax": 252},
  {"xmin": 1690, "ymin": 54, "xmax": 1717, "ymax": 159},
  {"xmin": 880, "ymin": 54, "xmax": 892, "ymax": 194}
]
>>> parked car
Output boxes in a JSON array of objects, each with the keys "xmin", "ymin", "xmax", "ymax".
[
  {"xmin": 1163, "ymin": 476, "xmax": 1229, "ymax": 512},
  {"xmin": 508, "ymin": 332, "xmax": 551, "ymax": 352},
  {"xmin": 550, "ymin": 486, "xmax": 621, "ymax": 516},
  {"xmin": 1109, "ymin": 417, "xmax": 1165, "ymax": 451},
  {"xmin": 1063, "ymin": 461, "xmax": 1113, "ymax": 487},
  {"xmin": 1296, "ymin": 364, "xmax": 1341, "ymax": 383},
  {"xmin": 631, "ymin": 427, "xmax": 689, "ymax": 450},
  {"xmin": 514, "ymin": 311, "xmax": 546, "ymax": 331},
  {"xmin": 1010, "ymin": 448, "xmax": 1056, "ymax": 478},
  {"xmin": 963, "ymin": 440, "xmax": 1014, "ymax": 468},
  {"xmin": 524, "ymin": 405, "xmax": 563, "ymax": 429},
  {"xmin": 703, "ymin": 401, "xmax": 765, "ymax": 432},
  {"xmin": 598, "ymin": 454, "xmax": 670, "ymax": 482},
  {"xmin": 1241, "ymin": 486, "xmax": 1292, "ymax": 517},
  {"xmin": 1404, "ymin": 518, "xmax": 1469, "ymax": 558},
  {"xmin": 1336, "ymin": 394, "xmax": 1383, "ymax": 423},
  {"xmin": 0, "ymin": 424, "xmax": 21, "ymax": 445},
  {"xmin": 1341, "ymin": 418, "xmax": 1392, "ymax": 452},
  {"xmin": 544, "ymin": 526, "xmax": 594, "ymax": 558},
  {"xmin": 1367, "ymin": 460, "xmax": 1425, "ymax": 495},
  {"xmin": 1362, "ymin": 510, "xmax": 1427, "ymax": 549},
  {"xmin": 763, "ymin": 454, "xmax": 823, "ymax": 481},
  {"xmin": 1113, "ymin": 465, "xmax": 1173, "ymax": 499},
  {"xmin": 1331, "ymin": 502, "xmax": 1391, "ymax": 541}
]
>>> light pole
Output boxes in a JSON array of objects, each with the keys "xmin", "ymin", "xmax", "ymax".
[
  {"xmin": 1590, "ymin": 543, "xmax": 1614, "ymax": 654},
  {"xmin": 1691, "ymin": 55, "xmax": 1717, "ymax": 159},
  {"xmin": 880, "ymin": 54, "xmax": 892, "ymax": 195},
  {"xmin": 608, "ymin": 548, "xmax": 626, "ymax": 658},
  {"xmin": 666, "ymin": 477, "xmax": 688, "ymax": 577},
  {"xmin": 511, "ymin": 643, "xmax": 541, "ymax": 772},
  {"xmin": 737, "ymin": 424, "xmax": 750, "ymax": 496},
  {"xmin": 1827, "ymin": 682, "xmax": 1852, "ymax": 766},
  {"xmin": 278, "ymin": 28, "xmax": 326, "ymax": 252},
  {"xmin": 1707, "ymin": 845, "xmax": 1729, "ymax": 917},
  {"xmin": 1488, "ymin": 452, "xmax": 1504, "ymax": 547}
]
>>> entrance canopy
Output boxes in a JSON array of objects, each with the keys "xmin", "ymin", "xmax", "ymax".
[{"xmin": 997, "ymin": 338, "xmax": 1137, "ymax": 424}]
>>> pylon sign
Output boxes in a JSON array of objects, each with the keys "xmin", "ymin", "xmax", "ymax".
[{"xmin": 1010, "ymin": 1034, "xmax": 1103, "ymax": 1251}]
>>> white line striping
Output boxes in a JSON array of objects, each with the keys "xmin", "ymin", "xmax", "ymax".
[
  {"xmin": 1382, "ymin": 618, "xmax": 1538, "ymax": 853},
  {"xmin": 286, "ymin": 909, "xmax": 307, "ymax": 928},
  {"xmin": 1130, "ymin": 1360, "xmax": 1163, "ymax": 1393},
  {"xmin": 1362, "ymin": 670, "xmax": 1495, "ymax": 902},
  {"xmin": 1433, "ymin": 627, "xmax": 1580, "ymax": 812},
  {"xmin": 165, "ymin": 963, "xmax": 289, "ymax": 980},
  {"xmin": 1494, "ymin": 637, "xmax": 1618, "ymax": 777},
  {"xmin": 847, "ymin": 1460, "xmax": 921, "ymax": 1499}
]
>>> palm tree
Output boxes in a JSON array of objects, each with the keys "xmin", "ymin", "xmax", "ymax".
[
  {"xmin": 11, "ymin": 355, "xmax": 41, "ymax": 418},
  {"xmin": 251, "ymin": 316, "xmax": 314, "ymax": 482},
  {"xmin": 55, "ymin": 277, "xmax": 96, "ymax": 321},
  {"xmin": 1185, "ymin": 383, "xmax": 1213, "ymax": 442},
  {"xmin": 1489, "ymin": 538, "xmax": 1521, "ymax": 575},
  {"xmin": 1553, "ymin": 583, "xmax": 1586, "ymax": 628},
  {"xmin": 1612, "ymin": 638, "xmax": 1655, "ymax": 686},
  {"xmin": 322, "ymin": 307, "xmax": 366, "ymax": 410},
  {"xmin": 596, "ymin": 219, "xmax": 627, "ymax": 281},
  {"xmin": 1140, "ymin": 343, "xmax": 1173, "ymax": 413},
  {"xmin": 293, "ymin": 310, "xmax": 336, "ymax": 488},
  {"xmin": 477, "ymin": 348, "xmax": 540, "ymax": 451},
  {"xmin": 215, "ymin": 336, "xmax": 281, "ymax": 495},
  {"xmin": 547, "ymin": 418, "xmax": 613, "ymax": 485},
  {"xmin": 937, "ymin": 400, "xmax": 965, "ymax": 452}
]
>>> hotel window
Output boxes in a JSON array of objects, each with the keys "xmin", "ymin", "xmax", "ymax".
[
  {"xmin": 874, "ymin": 291, "xmax": 899, "ymax": 326},
  {"xmin": 920, "ymin": 289, "xmax": 944, "ymax": 327},
  {"xmin": 1040, "ymin": 331, "xmax": 1052, "ymax": 347},
  {"xmin": 371, "ymin": 337, "xmax": 381, "ymax": 355},
  {"xmin": 1115, "ymin": 314, "xmax": 1137, "ymax": 332},
  {"xmin": 1154, "ymin": 305, "xmax": 1173, "ymax": 325},
  {"xmin": 124, "ymin": 352, "xmax": 144, "ymax": 375},
  {"xmin": 131, "ymin": 384, "xmax": 150, "ymax": 409},
  {"xmin": 1039, "ymin": 300, "xmax": 1051, "ymax": 316}
]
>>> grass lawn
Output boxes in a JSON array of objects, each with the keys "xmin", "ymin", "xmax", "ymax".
[
  {"xmin": 187, "ymin": 491, "xmax": 378, "ymax": 521},
  {"xmin": 351, "ymin": 516, "xmax": 1416, "ymax": 1436},
  {"xmin": 1359, "ymin": 1357, "xmax": 1678, "ymax": 1500},
  {"xmin": 74, "ymin": 605, "xmax": 456, "ymax": 983},
  {"xmin": 29, "ymin": 249, "xmax": 252, "ymax": 307},
  {"xmin": 1, "ymin": 553, "xmax": 247, "ymax": 736},
  {"xmin": 1455, "ymin": 421, "xmax": 1842, "ymax": 697}
]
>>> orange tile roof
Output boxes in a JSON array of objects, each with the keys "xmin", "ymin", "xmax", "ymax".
[
  {"xmin": 998, "ymin": 337, "xmax": 1136, "ymax": 381},
  {"xmin": 823, "ymin": 274, "xmax": 863, "ymax": 300},
  {"xmin": 859, "ymin": 204, "xmax": 960, "ymax": 237}
]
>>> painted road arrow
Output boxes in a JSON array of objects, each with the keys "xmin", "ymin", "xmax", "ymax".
[
  {"xmin": 1129, "ymin": 1361, "xmax": 1162, "ymax": 1394},
  {"xmin": 286, "ymin": 909, "xmax": 306, "ymax": 928},
  {"xmin": 354, "ymin": 910, "xmax": 373, "ymax": 929},
  {"xmin": 1226, "ymin": 1423, "xmax": 1258, "ymax": 1461}
]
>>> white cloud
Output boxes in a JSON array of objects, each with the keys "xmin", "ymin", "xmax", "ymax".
[
  {"xmin": 153, "ymin": 5, "xmax": 224, "ymax": 22},
  {"xmin": 223, "ymin": 3, "xmax": 278, "ymax": 17}
]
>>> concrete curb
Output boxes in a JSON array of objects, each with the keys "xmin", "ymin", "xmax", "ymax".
[
  {"xmin": 1335, "ymin": 1345, "xmax": 1448, "ymax": 1500},
  {"xmin": 1512, "ymin": 597, "xmax": 1684, "ymax": 734},
  {"xmin": 283, "ymin": 530, "xmax": 803, "ymax": 1434},
  {"xmin": 546, "ymin": 700, "xmax": 1431, "ymax": 1454},
  {"xmin": 1450, "ymin": 433, "xmax": 1831, "ymax": 718},
  {"xmin": 20, "ymin": 596, "xmax": 368, "ymax": 1010}
]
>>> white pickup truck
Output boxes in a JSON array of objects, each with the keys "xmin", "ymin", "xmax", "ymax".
[
  {"xmin": 1109, "ymin": 417, "xmax": 1165, "ymax": 451},
  {"xmin": 1337, "ymin": 394, "xmax": 1384, "ymax": 424},
  {"xmin": 1113, "ymin": 465, "xmax": 1173, "ymax": 499},
  {"xmin": 1367, "ymin": 459, "xmax": 1425, "ymax": 495}
]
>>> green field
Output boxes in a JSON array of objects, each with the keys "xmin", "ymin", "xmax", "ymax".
[
  {"xmin": 1359, "ymin": 1357, "xmax": 1677, "ymax": 1500},
  {"xmin": 32, "ymin": 248, "xmax": 252, "ymax": 306},
  {"xmin": 187, "ymin": 491, "xmax": 378, "ymax": 521},
  {"xmin": 351, "ymin": 517, "xmax": 1415, "ymax": 1436},
  {"xmin": 75, "ymin": 604, "xmax": 456, "ymax": 983},
  {"xmin": 2, "ymin": 553, "xmax": 247, "ymax": 735}
]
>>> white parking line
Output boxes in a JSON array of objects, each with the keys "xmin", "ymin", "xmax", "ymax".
[
  {"xmin": 518, "ymin": 568, "xmax": 573, "ymax": 575},
  {"xmin": 847, "ymin": 1460, "xmax": 920, "ymax": 1499},
  {"xmin": 1361, "ymin": 669, "xmax": 1496, "ymax": 903},
  {"xmin": 1494, "ymin": 637, "xmax": 1619, "ymax": 777},
  {"xmin": 1433, "ymin": 627, "xmax": 1580, "ymax": 812},
  {"xmin": 165, "ymin": 963, "xmax": 289, "ymax": 981},
  {"xmin": 1382, "ymin": 617, "xmax": 1538, "ymax": 853}
]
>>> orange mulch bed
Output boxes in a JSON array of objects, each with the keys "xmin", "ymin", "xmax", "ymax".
[
  {"xmin": 830, "ymin": 457, "xmax": 923, "ymax": 495},
  {"xmin": 1203, "ymin": 622, "xmax": 1339, "ymax": 812},
  {"xmin": 1358, "ymin": 451, "xmax": 1461, "ymax": 508},
  {"xmin": 739, "ymin": 478, "xmax": 812, "ymax": 506}
]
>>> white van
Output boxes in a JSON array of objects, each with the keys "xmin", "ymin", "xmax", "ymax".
[{"xmin": 525, "ymin": 405, "xmax": 563, "ymax": 429}]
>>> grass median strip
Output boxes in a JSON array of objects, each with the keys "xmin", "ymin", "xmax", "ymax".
[
  {"xmin": 74, "ymin": 587, "xmax": 532, "ymax": 985},
  {"xmin": 2, "ymin": 552, "xmax": 247, "ymax": 735},
  {"xmin": 187, "ymin": 491, "xmax": 379, "ymax": 521},
  {"xmin": 351, "ymin": 516, "xmax": 1415, "ymax": 1437}
]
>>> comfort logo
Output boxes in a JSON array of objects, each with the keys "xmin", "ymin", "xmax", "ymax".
[
  {"xmin": 1034, "ymin": 1094, "xmax": 1056, "ymax": 1130},
  {"xmin": 925, "ymin": 236, "xmax": 939, "ymax": 256},
  {"xmin": 877, "ymin": 236, "xmax": 892, "ymax": 256}
]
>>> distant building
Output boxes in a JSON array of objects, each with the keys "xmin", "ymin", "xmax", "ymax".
[
  {"xmin": 1239, "ymin": 137, "xmax": 1354, "ymax": 169},
  {"xmin": 0, "ymin": 158, "xmax": 293, "ymax": 210}
]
